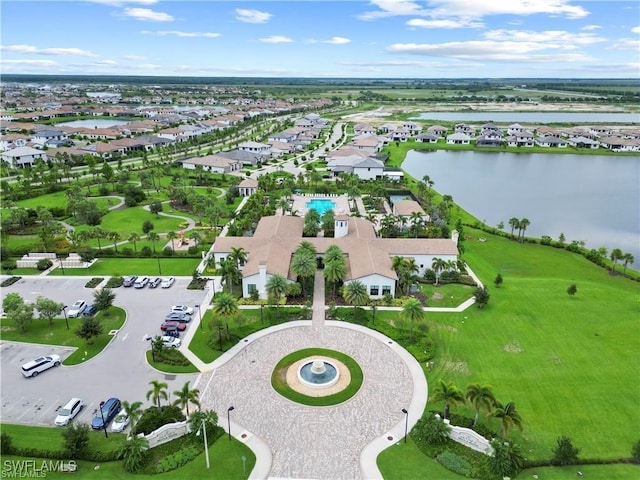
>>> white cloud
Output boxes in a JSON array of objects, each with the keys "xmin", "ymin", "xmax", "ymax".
[
  {"xmin": 259, "ymin": 35, "xmax": 293, "ymax": 44},
  {"xmin": 235, "ymin": 8, "xmax": 272, "ymax": 24},
  {"xmin": 123, "ymin": 7, "xmax": 173, "ymax": 22},
  {"xmin": 632, "ymin": 26, "xmax": 640, "ymax": 34},
  {"xmin": 581, "ymin": 24, "xmax": 601, "ymax": 31},
  {"xmin": 89, "ymin": 0, "xmax": 158, "ymax": 5},
  {"xmin": 1, "ymin": 45, "xmax": 98, "ymax": 57},
  {"xmin": 484, "ymin": 29, "xmax": 605, "ymax": 46},
  {"xmin": 406, "ymin": 18, "xmax": 483, "ymax": 29},
  {"xmin": 140, "ymin": 30, "xmax": 221, "ymax": 38},
  {"xmin": 358, "ymin": 0, "xmax": 425, "ymax": 20},
  {"xmin": 322, "ymin": 37, "xmax": 351, "ymax": 45},
  {"xmin": 1, "ymin": 59, "xmax": 58, "ymax": 66},
  {"xmin": 339, "ymin": 59, "xmax": 479, "ymax": 68},
  {"xmin": 609, "ymin": 38, "xmax": 640, "ymax": 50},
  {"xmin": 122, "ymin": 54, "xmax": 146, "ymax": 61},
  {"xmin": 93, "ymin": 60, "xmax": 118, "ymax": 66}
]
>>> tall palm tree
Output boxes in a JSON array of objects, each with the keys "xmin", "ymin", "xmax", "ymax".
[
  {"xmin": 148, "ymin": 231, "xmax": 160, "ymax": 253},
  {"xmin": 91, "ymin": 226, "xmax": 106, "ymax": 251},
  {"xmin": 324, "ymin": 244, "xmax": 344, "ymax": 265},
  {"xmin": 229, "ymin": 247, "xmax": 248, "ymax": 268},
  {"xmin": 212, "ymin": 292, "xmax": 238, "ymax": 332},
  {"xmin": 508, "ymin": 218, "xmax": 520, "ymax": 239},
  {"xmin": 188, "ymin": 230, "xmax": 201, "ymax": 247},
  {"xmin": 323, "ymin": 257, "xmax": 346, "ymax": 297},
  {"xmin": 432, "ymin": 380, "xmax": 464, "ymax": 420},
  {"xmin": 622, "ymin": 253, "xmax": 635, "ymax": 273},
  {"xmin": 108, "ymin": 231, "xmax": 121, "ymax": 253},
  {"xmin": 218, "ymin": 257, "xmax": 241, "ymax": 293},
  {"xmin": 166, "ymin": 231, "xmax": 178, "ymax": 252},
  {"xmin": 297, "ymin": 241, "xmax": 317, "ymax": 257},
  {"xmin": 465, "ymin": 384, "xmax": 497, "ymax": 427},
  {"xmin": 291, "ymin": 249, "xmax": 315, "ymax": 297},
  {"xmin": 401, "ymin": 298, "xmax": 424, "ymax": 341},
  {"xmin": 610, "ymin": 248, "xmax": 623, "ymax": 272},
  {"xmin": 518, "ymin": 218, "xmax": 530, "ymax": 242},
  {"xmin": 409, "ymin": 212, "xmax": 425, "ymax": 238},
  {"xmin": 342, "ymin": 280, "xmax": 368, "ymax": 321},
  {"xmin": 128, "ymin": 232, "xmax": 140, "ymax": 255},
  {"xmin": 432, "ymin": 257, "xmax": 447, "ymax": 286},
  {"xmin": 146, "ymin": 380, "xmax": 169, "ymax": 408},
  {"xmin": 266, "ymin": 274, "xmax": 288, "ymax": 319},
  {"xmin": 173, "ymin": 381, "xmax": 201, "ymax": 416},
  {"xmin": 121, "ymin": 400, "xmax": 143, "ymax": 431},
  {"xmin": 492, "ymin": 401, "xmax": 523, "ymax": 439}
]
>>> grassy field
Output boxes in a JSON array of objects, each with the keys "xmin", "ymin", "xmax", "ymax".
[
  {"xmin": 47, "ymin": 257, "xmax": 201, "ymax": 277},
  {"xmin": 377, "ymin": 438, "xmax": 464, "ymax": 480},
  {"xmin": 0, "ymin": 307, "xmax": 126, "ymax": 365},
  {"xmin": 144, "ymin": 350, "xmax": 199, "ymax": 373},
  {"xmin": 421, "ymin": 227, "xmax": 640, "ymax": 461}
]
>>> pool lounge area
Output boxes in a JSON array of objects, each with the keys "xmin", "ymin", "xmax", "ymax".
[{"xmin": 290, "ymin": 194, "xmax": 351, "ymax": 217}]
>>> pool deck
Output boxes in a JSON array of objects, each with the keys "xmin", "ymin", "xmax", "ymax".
[{"xmin": 290, "ymin": 193, "xmax": 351, "ymax": 217}]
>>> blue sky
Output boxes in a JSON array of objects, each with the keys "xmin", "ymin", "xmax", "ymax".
[{"xmin": 1, "ymin": 0, "xmax": 639, "ymax": 78}]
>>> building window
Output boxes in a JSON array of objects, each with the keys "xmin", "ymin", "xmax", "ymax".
[
  {"xmin": 248, "ymin": 284, "xmax": 257, "ymax": 294},
  {"xmin": 370, "ymin": 285, "xmax": 379, "ymax": 296},
  {"xmin": 382, "ymin": 285, "xmax": 391, "ymax": 295}
]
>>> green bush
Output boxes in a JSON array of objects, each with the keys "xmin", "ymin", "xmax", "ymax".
[
  {"xmin": 36, "ymin": 258, "xmax": 53, "ymax": 271},
  {"xmin": 1, "ymin": 259, "xmax": 17, "ymax": 271},
  {"xmin": 140, "ymin": 246, "xmax": 152, "ymax": 257},
  {"xmin": 1, "ymin": 432, "xmax": 13, "ymax": 454},
  {"xmin": 84, "ymin": 277, "xmax": 103, "ymax": 288},
  {"xmin": 105, "ymin": 276, "xmax": 124, "ymax": 288},
  {"xmin": 154, "ymin": 347, "xmax": 192, "ymax": 366},
  {"xmin": 436, "ymin": 450, "xmax": 473, "ymax": 476},
  {"xmin": 133, "ymin": 405, "xmax": 185, "ymax": 436},
  {"xmin": 155, "ymin": 445, "xmax": 200, "ymax": 473},
  {"xmin": 0, "ymin": 276, "xmax": 22, "ymax": 287}
]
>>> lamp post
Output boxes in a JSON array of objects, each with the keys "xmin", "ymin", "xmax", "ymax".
[
  {"xmin": 227, "ymin": 406, "xmax": 235, "ymax": 441},
  {"xmin": 99, "ymin": 402, "xmax": 108, "ymax": 439},
  {"xmin": 218, "ymin": 326, "xmax": 223, "ymax": 351},
  {"xmin": 62, "ymin": 305, "xmax": 69, "ymax": 330},
  {"xmin": 156, "ymin": 255, "xmax": 162, "ymax": 275},
  {"xmin": 197, "ymin": 419, "xmax": 210, "ymax": 469},
  {"xmin": 260, "ymin": 304, "xmax": 264, "ymax": 324},
  {"xmin": 401, "ymin": 408, "xmax": 408, "ymax": 443},
  {"xmin": 372, "ymin": 305, "xmax": 376, "ymax": 325},
  {"xmin": 195, "ymin": 304, "xmax": 202, "ymax": 330}
]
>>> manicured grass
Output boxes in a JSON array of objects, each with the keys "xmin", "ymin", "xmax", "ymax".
[
  {"xmin": 144, "ymin": 350, "xmax": 199, "ymax": 373},
  {"xmin": 0, "ymin": 267, "xmax": 42, "ymax": 276},
  {"xmin": 271, "ymin": 348, "xmax": 363, "ymax": 406},
  {"xmin": 419, "ymin": 283, "xmax": 475, "ymax": 308},
  {"xmin": 519, "ymin": 464, "xmax": 640, "ymax": 479},
  {"xmin": 16, "ymin": 191, "xmax": 68, "ymax": 210},
  {"xmin": 422, "ymin": 228, "xmax": 640, "ymax": 461},
  {"xmin": 0, "ymin": 430, "xmax": 255, "ymax": 479},
  {"xmin": 0, "ymin": 307, "xmax": 125, "ymax": 366},
  {"xmin": 48, "ymin": 257, "xmax": 201, "ymax": 276},
  {"xmin": 187, "ymin": 310, "xmax": 224, "ymax": 364},
  {"xmin": 377, "ymin": 437, "xmax": 463, "ymax": 480},
  {"xmin": 0, "ymin": 423, "xmax": 122, "ymax": 453}
]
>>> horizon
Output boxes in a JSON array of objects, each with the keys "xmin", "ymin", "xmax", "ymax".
[{"xmin": 1, "ymin": 0, "xmax": 638, "ymax": 79}]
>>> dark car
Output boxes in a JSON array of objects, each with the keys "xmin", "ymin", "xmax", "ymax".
[
  {"xmin": 164, "ymin": 329, "xmax": 180, "ymax": 338},
  {"xmin": 160, "ymin": 321, "xmax": 187, "ymax": 332},
  {"xmin": 148, "ymin": 277, "xmax": 161, "ymax": 288},
  {"xmin": 91, "ymin": 397, "xmax": 121, "ymax": 430},
  {"xmin": 82, "ymin": 304, "xmax": 98, "ymax": 317},
  {"xmin": 164, "ymin": 312, "xmax": 191, "ymax": 323},
  {"xmin": 123, "ymin": 276, "xmax": 137, "ymax": 287}
]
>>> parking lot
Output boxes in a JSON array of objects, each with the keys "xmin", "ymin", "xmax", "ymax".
[{"xmin": 0, "ymin": 276, "xmax": 206, "ymax": 428}]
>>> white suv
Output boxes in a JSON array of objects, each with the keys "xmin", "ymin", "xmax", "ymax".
[
  {"xmin": 55, "ymin": 398, "xmax": 84, "ymax": 426},
  {"xmin": 22, "ymin": 354, "xmax": 61, "ymax": 378},
  {"xmin": 160, "ymin": 335, "xmax": 181, "ymax": 348},
  {"xmin": 67, "ymin": 300, "xmax": 86, "ymax": 318},
  {"xmin": 171, "ymin": 305, "xmax": 194, "ymax": 315}
]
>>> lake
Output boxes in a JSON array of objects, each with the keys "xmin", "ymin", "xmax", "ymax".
[
  {"xmin": 412, "ymin": 111, "xmax": 640, "ymax": 124},
  {"xmin": 58, "ymin": 119, "xmax": 129, "ymax": 128},
  {"xmin": 402, "ymin": 150, "xmax": 640, "ymax": 268}
]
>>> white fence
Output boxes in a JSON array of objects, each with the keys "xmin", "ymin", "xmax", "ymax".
[
  {"xmin": 436, "ymin": 414, "xmax": 493, "ymax": 455},
  {"xmin": 137, "ymin": 420, "xmax": 191, "ymax": 449}
]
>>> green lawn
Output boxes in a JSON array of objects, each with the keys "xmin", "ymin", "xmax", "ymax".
[
  {"xmin": 422, "ymin": 228, "xmax": 640, "ymax": 461},
  {"xmin": 0, "ymin": 307, "xmax": 126, "ymax": 365},
  {"xmin": 0, "ymin": 423, "xmax": 121, "ymax": 454},
  {"xmin": 47, "ymin": 257, "xmax": 201, "ymax": 277},
  {"xmin": 378, "ymin": 438, "xmax": 464, "ymax": 480},
  {"xmin": 144, "ymin": 350, "xmax": 199, "ymax": 373},
  {"xmin": 419, "ymin": 283, "xmax": 475, "ymax": 308}
]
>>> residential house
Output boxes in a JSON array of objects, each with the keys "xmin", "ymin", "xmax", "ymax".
[
  {"xmin": 218, "ymin": 148, "xmax": 269, "ymax": 167},
  {"xmin": 1, "ymin": 146, "xmax": 48, "ymax": 168},
  {"xmin": 180, "ymin": 154, "xmax": 242, "ymax": 173},
  {"xmin": 349, "ymin": 134, "xmax": 385, "ymax": 153},
  {"xmin": 454, "ymin": 123, "xmax": 475, "ymax": 136},
  {"xmin": 239, "ymin": 141, "xmax": 271, "ymax": 155},
  {"xmin": 353, "ymin": 123, "xmax": 377, "ymax": 136},
  {"xmin": 392, "ymin": 199, "xmax": 430, "ymax": 224},
  {"xmin": 446, "ymin": 132, "xmax": 471, "ymax": 144},
  {"xmin": 237, "ymin": 178, "xmax": 259, "ymax": 197},
  {"xmin": 390, "ymin": 127, "xmax": 411, "ymax": 142},
  {"xmin": 567, "ymin": 136, "xmax": 600, "ymax": 149},
  {"xmin": 426, "ymin": 125, "xmax": 447, "ymax": 137},
  {"xmin": 507, "ymin": 123, "xmax": 527, "ymax": 135},
  {"xmin": 0, "ymin": 134, "xmax": 29, "ymax": 151},
  {"xmin": 598, "ymin": 136, "xmax": 640, "ymax": 152},
  {"xmin": 535, "ymin": 136, "xmax": 568, "ymax": 148},
  {"xmin": 402, "ymin": 122, "xmax": 422, "ymax": 135},
  {"xmin": 415, "ymin": 133, "xmax": 439, "ymax": 143}
]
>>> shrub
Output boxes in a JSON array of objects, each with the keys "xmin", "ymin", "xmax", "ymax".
[
  {"xmin": 121, "ymin": 247, "xmax": 134, "ymax": 257},
  {"xmin": 552, "ymin": 436, "xmax": 580, "ymax": 466},
  {"xmin": 0, "ymin": 276, "xmax": 21, "ymax": 287},
  {"xmin": 412, "ymin": 414, "xmax": 451, "ymax": 446},
  {"xmin": 187, "ymin": 245, "xmax": 198, "ymax": 255},
  {"xmin": 62, "ymin": 422, "xmax": 90, "ymax": 458},
  {"xmin": 1, "ymin": 432, "xmax": 13, "ymax": 454},
  {"xmin": 153, "ymin": 347, "xmax": 192, "ymax": 366},
  {"xmin": 133, "ymin": 405, "xmax": 185, "ymax": 436},
  {"xmin": 436, "ymin": 450, "xmax": 473, "ymax": 476},
  {"xmin": 84, "ymin": 277, "xmax": 103, "ymax": 288},
  {"xmin": 632, "ymin": 439, "xmax": 640, "ymax": 464},
  {"xmin": 105, "ymin": 276, "xmax": 124, "ymax": 288},
  {"xmin": 163, "ymin": 246, "xmax": 174, "ymax": 256},
  {"xmin": 0, "ymin": 247, "xmax": 9, "ymax": 262},
  {"xmin": 140, "ymin": 246, "xmax": 152, "ymax": 257},
  {"xmin": 1, "ymin": 260, "xmax": 17, "ymax": 271},
  {"xmin": 36, "ymin": 258, "xmax": 53, "ymax": 271},
  {"xmin": 156, "ymin": 445, "xmax": 200, "ymax": 473}
]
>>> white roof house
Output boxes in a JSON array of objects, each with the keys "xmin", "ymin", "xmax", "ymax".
[{"xmin": 1, "ymin": 146, "xmax": 48, "ymax": 168}]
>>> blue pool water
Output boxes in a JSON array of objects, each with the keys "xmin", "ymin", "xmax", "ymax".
[{"xmin": 305, "ymin": 199, "xmax": 336, "ymax": 216}]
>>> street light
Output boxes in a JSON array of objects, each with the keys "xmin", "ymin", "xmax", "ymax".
[
  {"xmin": 260, "ymin": 304, "xmax": 264, "ymax": 324},
  {"xmin": 401, "ymin": 408, "xmax": 408, "ymax": 443},
  {"xmin": 156, "ymin": 255, "xmax": 162, "ymax": 275},
  {"xmin": 218, "ymin": 326, "xmax": 223, "ymax": 351},
  {"xmin": 62, "ymin": 305, "xmax": 69, "ymax": 330},
  {"xmin": 195, "ymin": 304, "xmax": 202, "ymax": 330},
  {"xmin": 196, "ymin": 419, "xmax": 210, "ymax": 469},
  {"xmin": 99, "ymin": 402, "xmax": 108, "ymax": 439},
  {"xmin": 372, "ymin": 305, "xmax": 376, "ymax": 325},
  {"xmin": 227, "ymin": 406, "xmax": 235, "ymax": 441}
]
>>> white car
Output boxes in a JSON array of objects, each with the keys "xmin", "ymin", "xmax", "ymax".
[
  {"xmin": 67, "ymin": 300, "xmax": 86, "ymax": 318},
  {"xmin": 161, "ymin": 276, "xmax": 175, "ymax": 288},
  {"xmin": 171, "ymin": 305, "xmax": 194, "ymax": 315},
  {"xmin": 160, "ymin": 335, "xmax": 181, "ymax": 348},
  {"xmin": 21, "ymin": 354, "xmax": 61, "ymax": 378},
  {"xmin": 55, "ymin": 398, "xmax": 84, "ymax": 426},
  {"xmin": 111, "ymin": 409, "xmax": 130, "ymax": 433}
]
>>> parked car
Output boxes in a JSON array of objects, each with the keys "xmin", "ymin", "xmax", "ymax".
[
  {"xmin": 55, "ymin": 398, "xmax": 84, "ymax": 426},
  {"xmin": 91, "ymin": 398, "xmax": 121, "ymax": 430},
  {"xmin": 123, "ymin": 276, "xmax": 137, "ymax": 287},
  {"xmin": 111, "ymin": 409, "xmax": 130, "ymax": 433},
  {"xmin": 21, "ymin": 354, "xmax": 61, "ymax": 378},
  {"xmin": 164, "ymin": 312, "xmax": 191, "ymax": 323},
  {"xmin": 148, "ymin": 277, "xmax": 161, "ymax": 288},
  {"xmin": 171, "ymin": 305, "xmax": 194, "ymax": 315},
  {"xmin": 82, "ymin": 304, "xmax": 98, "ymax": 317},
  {"xmin": 160, "ymin": 335, "xmax": 181, "ymax": 348},
  {"xmin": 161, "ymin": 276, "xmax": 175, "ymax": 288},
  {"xmin": 67, "ymin": 300, "xmax": 86, "ymax": 318},
  {"xmin": 134, "ymin": 276, "xmax": 149, "ymax": 289},
  {"xmin": 160, "ymin": 321, "xmax": 187, "ymax": 332},
  {"xmin": 163, "ymin": 329, "xmax": 180, "ymax": 338}
]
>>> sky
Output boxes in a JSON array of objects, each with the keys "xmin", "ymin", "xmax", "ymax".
[{"xmin": 1, "ymin": 0, "xmax": 639, "ymax": 78}]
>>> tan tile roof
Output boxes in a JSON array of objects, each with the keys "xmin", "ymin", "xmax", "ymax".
[{"xmin": 394, "ymin": 200, "xmax": 425, "ymax": 216}]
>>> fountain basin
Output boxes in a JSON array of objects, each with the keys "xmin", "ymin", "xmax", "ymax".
[{"xmin": 297, "ymin": 359, "xmax": 340, "ymax": 389}]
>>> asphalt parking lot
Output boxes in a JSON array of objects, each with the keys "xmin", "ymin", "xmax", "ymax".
[{"xmin": 0, "ymin": 276, "xmax": 206, "ymax": 428}]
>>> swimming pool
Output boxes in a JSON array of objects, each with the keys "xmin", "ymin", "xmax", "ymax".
[{"xmin": 305, "ymin": 199, "xmax": 336, "ymax": 216}]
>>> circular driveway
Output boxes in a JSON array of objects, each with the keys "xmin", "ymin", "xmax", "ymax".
[{"xmin": 199, "ymin": 323, "xmax": 423, "ymax": 480}]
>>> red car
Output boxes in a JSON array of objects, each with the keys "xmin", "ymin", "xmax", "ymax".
[{"xmin": 160, "ymin": 321, "xmax": 187, "ymax": 332}]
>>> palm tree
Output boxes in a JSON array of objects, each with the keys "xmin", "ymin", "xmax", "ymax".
[
  {"xmin": 212, "ymin": 292, "xmax": 238, "ymax": 332},
  {"xmin": 409, "ymin": 212, "xmax": 424, "ymax": 238},
  {"xmin": 121, "ymin": 400, "xmax": 143, "ymax": 431},
  {"xmin": 297, "ymin": 240, "xmax": 317, "ymax": 257},
  {"xmin": 108, "ymin": 231, "xmax": 121, "ymax": 253},
  {"xmin": 118, "ymin": 435, "xmax": 149, "ymax": 472},
  {"xmin": 229, "ymin": 247, "xmax": 248, "ymax": 268},
  {"xmin": 188, "ymin": 230, "xmax": 201, "ymax": 247},
  {"xmin": 266, "ymin": 274, "xmax": 288, "ymax": 319},
  {"xmin": 147, "ymin": 231, "xmax": 160, "ymax": 253},
  {"xmin": 91, "ymin": 226, "xmax": 106, "ymax": 251},
  {"xmin": 622, "ymin": 253, "xmax": 635, "ymax": 273},
  {"xmin": 342, "ymin": 280, "xmax": 368, "ymax": 321},
  {"xmin": 508, "ymin": 218, "xmax": 519, "ymax": 239},
  {"xmin": 432, "ymin": 257, "xmax": 447, "ymax": 285},
  {"xmin": 324, "ymin": 244, "xmax": 344, "ymax": 265},
  {"xmin": 277, "ymin": 198, "xmax": 289, "ymax": 214},
  {"xmin": 323, "ymin": 257, "xmax": 346, "ymax": 298},
  {"xmin": 465, "ymin": 384, "xmax": 497, "ymax": 427},
  {"xmin": 218, "ymin": 257, "xmax": 240, "ymax": 293},
  {"xmin": 401, "ymin": 298, "xmax": 424, "ymax": 341},
  {"xmin": 291, "ymin": 249, "xmax": 316, "ymax": 297},
  {"xmin": 146, "ymin": 379, "xmax": 169, "ymax": 408},
  {"xmin": 128, "ymin": 232, "xmax": 140, "ymax": 255},
  {"xmin": 432, "ymin": 380, "xmax": 464, "ymax": 420},
  {"xmin": 610, "ymin": 248, "xmax": 623, "ymax": 272},
  {"xmin": 173, "ymin": 381, "xmax": 201, "ymax": 416},
  {"xmin": 166, "ymin": 231, "xmax": 178, "ymax": 252},
  {"xmin": 518, "ymin": 218, "xmax": 530, "ymax": 242},
  {"xmin": 492, "ymin": 401, "xmax": 523, "ymax": 439}
]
